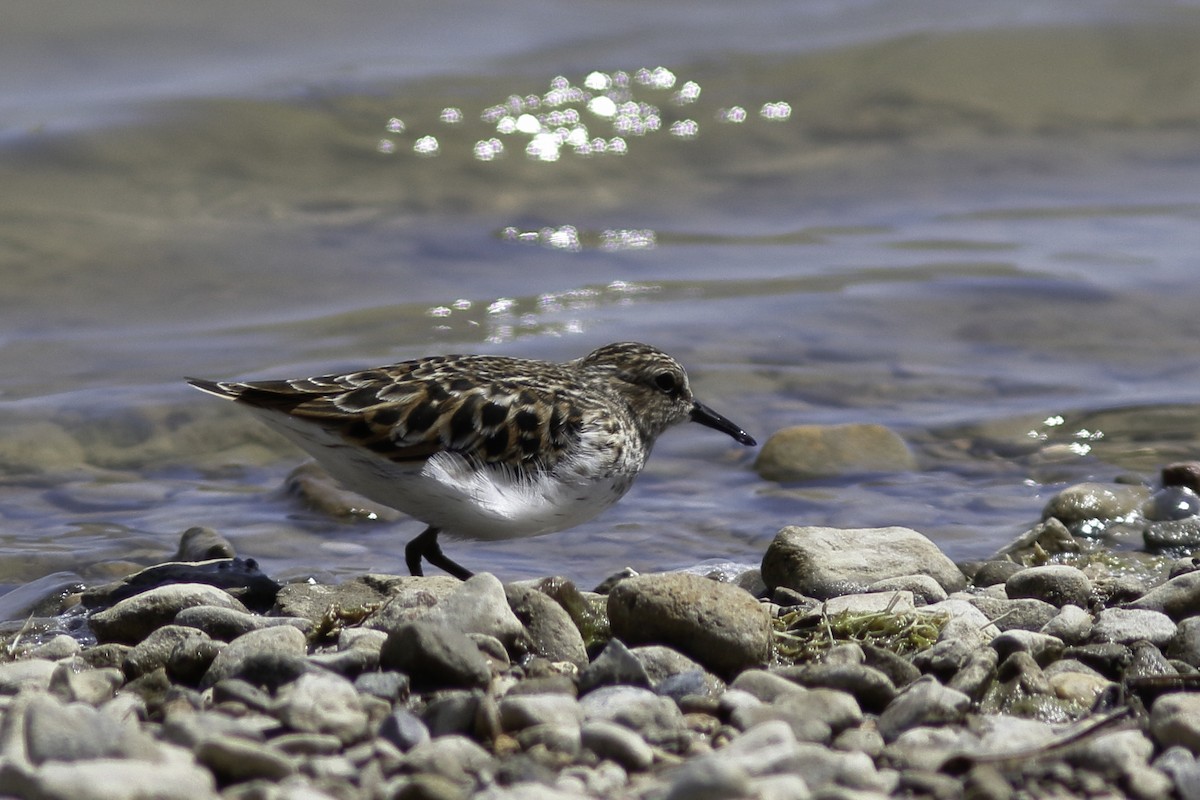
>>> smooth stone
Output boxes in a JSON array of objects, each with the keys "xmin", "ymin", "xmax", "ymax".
[
  {"xmin": 402, "ymin": 735, "xmax": 497, "ymax": 788},
  {"xmin": 122, "ymin": 624, "xmax": 208, "ymax": 679},
  {"xmin": 773, "ymin": 688, "xmax": 863, "ymax": 734},
  {"xmin": 379, "ymin": 620, "xmax": 492, "ymax": 691},
  {"xmin": 1152, "ymin": 693, "xmax": 1200, "ymax": 751},
  {"xmin": 753, "ymin": 423, "xmax": 916, "ymax": 481},
  {"xmin": 1005, "ymin": 565, "xmax": 1093, "ymax": 608},
  {"xmin": 971, "ymin": 560, "xmax": 1025, "ymax": 587},
  {"xmin": 88, "ymin": 583, "xmax": 249, "ymax": 644},
  {"xmin": 354, "ymin": 670, "xmax": 410, "ymax": 702},
  {"xmin": 275, "ymin": 577, "xmax": 394, "ymax": 627},
  {"xmin": 865, "ymin": 575, "xmax": 947, "ymax": 605},
  {"xmin": 1041, "ymin": 482, "xmax": 1149, "ymax": 526},
  {"xmin": 1091, "ymin": 608, "xmax": 1177, "ymax": 647},
  {"xmin": 607, "ymin": 572, "xmax": 770, "ymax": 678},
  {"xmin": 1041, "ymin": 604, "xmax": 1094, "ymax": 645},
  {"xmin": 877, "ymin": 677, "xmax": 970, "ymax": 742},
  {"xmin": 578, "ymin": 686, "xmax": 683, "ymax": 744},
  {"xmin": 804, "ymin": 591, "xmax": 916, "ymax": 617},
  {"xmin": 422, "ymin": 573, "xmax": 527, "ymax": 650},
  {"xmin": 165, "ymin": 633, "xmax": 224, "ymax": 685},
  {"xmin": 174, "ymin": 604, "xmax": 311, "ymax": 640},
  {"xmin": 775, "ymin": 663, "xmax": 897, "ymax": 713},
  {"xmin": 498, "ymin": 693, "xmax": 584, "ymax": 731},
  {"xmin": 0, "ymin": 660, "xmax": 59, "ymax": 702},
  {"xmin": 730, "ymin": 670, "xmax": 805, "ymax": 703},
  {"xmin": 1169, "ymin": 618, "xmax": 1200, "ymax": 668},
  {"xmin": 47, "ymin": 663, "xmax": 123, "ymax": 707},
  {"xmin": 762, "ymin": 526, "xmax": 966, "ymax": 598},
  {"xmin": 922, "ymin": 598, "xmax": 1000, "ymax": 645},
  {"xmin": 1048, "ymin": 670, "xmax": 1115, "ymax": 706},
  {"xmin": 0, "ymin": 755, "xmax": 218, "ymax": 800},
  {"xmin": 504, "ymin": 582, "xmax": 588, "ymax": 668},
  {"xmin": 198, "ymin": 624, "xmax": 308, "ymax": 689},
  {"xmin": 990, "ymin": 630, "xmax": 1065, "ymax": 665},
  {"xmin": 728, "ymin": 703, "xmax": 833, "ymax": 745},
  {"xmin": 23, "ymin": 634, "xmax": 81, "ymax": 661},
  {"xmin": 379, "ymin": 709, "xmax": 432, "ymax": 752},
  {"xmin": 710, "ymin": 719, "xmax": 804, "ymax": 776},
  {"xmin": 663, "ymin": 756, "xmax": 754, "ymax": 800},
  {"xmin": 578, "ymin": 638, "xmax": 651, "ymax": 693},
  {"xmin": 945, "ymin": 648, "xmax": 999, "ymax": 700},
  {"xmin": 966, "ymin": 596, "xmax": 1058, "ymax": 632},
  {"xmin": 580, "ymin": 719, "xmax": 654, "ymax": 771},
  {"xmin": 421, "ymin": 690, "xmax": 485, "ymax": 738},
  {"xmin": 1126, "ymin": 571, "xmax": 1200, "ymax": 621},
  {"xmin": 20, "ymin": 693, "xmax": 161, "ymax": 763},
  {"xmin": 1155, "ymin": 747, "xmax": 1200, "ymax": 800},
  {"xmin": 275, "ymin": 671, "xmax": 369, "ymax": 744},
  {"xmin": 631, "ymin": 645, "xmax": 716, "ymax": 689},
  {"xmin": 861, "ymin": 645, "xmax": 922, "ymax": 689},
  {"xmin": 194, "ymin": 735, "xmax": 296, "ymax": 782},
  {"xmin": 514, "ymin": 723, "xmax": 582, "ymax": 757},
  {"xmin": 160, "ymin": 708, "xmax": 268, "ymax": 748},
  {"xmin": 174, "ymin": 526, "xmax": 236, "ymax": 561}
]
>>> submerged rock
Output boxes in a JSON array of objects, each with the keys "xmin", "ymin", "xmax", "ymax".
[{"xmin": 754, "ymin": 423, "xmax": 916, "ymax": 481}]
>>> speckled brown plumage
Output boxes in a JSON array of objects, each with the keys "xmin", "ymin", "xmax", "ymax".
[{"xmin": 188, "ymin": 342, "xmax": 756, "ymax": 579}]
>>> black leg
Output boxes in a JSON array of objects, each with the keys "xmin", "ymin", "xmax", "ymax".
[{"xmin": 405, "ymin": 526, "xmax": 474, "ymax": 580}]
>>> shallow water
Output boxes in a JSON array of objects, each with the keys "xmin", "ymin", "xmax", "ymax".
[{"xmin": 4, "ymin": 1, "xmax": 1200, "ymax": 601}]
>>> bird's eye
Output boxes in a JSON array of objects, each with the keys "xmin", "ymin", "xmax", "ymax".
[{"xmin": 654, "ymin": 372, "xmax": 678, "ymax": 393}]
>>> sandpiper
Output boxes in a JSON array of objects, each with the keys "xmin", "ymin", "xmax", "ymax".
[{"xmin": 188, "ymin": 342, "xmax": 756, "ymax": 578}]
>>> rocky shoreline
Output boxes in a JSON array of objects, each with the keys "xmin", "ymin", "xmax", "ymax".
[{"xmin": 7, "ymin": 462, "xmax": 1200, "ymax": 799}]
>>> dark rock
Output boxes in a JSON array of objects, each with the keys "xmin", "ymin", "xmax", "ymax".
[{"xmin": 379, "ymin": 621, "xmax": 492, "ymax": 692}]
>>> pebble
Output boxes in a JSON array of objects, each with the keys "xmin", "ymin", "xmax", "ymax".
[
  {"xmin": 1152, "ymin": 693, "xmax": 1200, "ymax": 751},
  {"xmin": 199, "ymin": 624, "xmax": 308, "ymax": 689},
  {"xmin": 88, "ymin": 583, "xmax": 249, "ymax": 644},
  {"xmin": 1040, "ymin": 603, "xmax": 1094, "ymax": 644},
  {"xmin": 275, "ymin": 671, "xmax": 370, "ymax": 744},
  {"xmin": 761, "ymin": 526, "xmax": 966, "ymax": 598},
  {"xmin": 1005, "ymin": 564, "xmax": 1093, "ymax": 608},
  {"xmin": 378, "ymin": 621, "xmax": 493, "ymax": 692},
  {"xmin": 607, "ymin": 572, "xmax": 771, "ymax": 677},
  {"xmin": 580, "ymin": 719, "xmax": 654, "ymax": 771},
  {"xmin": 1126, "ymin": 570, "xmax": 1200, "ymax": 620},
  {"xmin": 504, "ymin": 582, "xmax": 588, "ymax": 668},
  {"xmin": 876, "ymin": 677, "xmax": 970, "ymax": 741}
]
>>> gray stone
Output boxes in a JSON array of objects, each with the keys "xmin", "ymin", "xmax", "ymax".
[
  {"xmin": 1040, "ymin": 604, "xmax": 1093, "ymax": 645},
  {"xmin": 420, "ymin": 690, "xmax": 484, "ymax": 738},
  {"xmin": 47, "ymin": 663, "xmax": 123, "ymax": 706},
  {"xmin": 88, "ymin": 583, "xmax": 248, "ymax": 644},
  {"xmin": 711, "ymin": 719, "xmax": 804, "ymax": 776},
  {"xmin": 504, "ymin": 582, "xmax": 588, "ymax": 669},
  {"xmin": 773, "ymin": 688, "xmax": 863, "ymax": 734},
  {"xmin": 578, "ymin": 685, "xmax": 682, "ymax": 745},
  {"xmin": 762, "ymin": 526, "xmax": 966, "ymax": 598},
  {"xmin": 580, "ymin": 719, "xmax": 654, "ymax": 771},
  {"xmin": 578, "ymin": 637, "xmax": 651, "ymax": 692},
  {"xmin": 174, "ymin": 526, "xmax": 236, "ymax": 561},
  {"xmin": 1155, "ymin": 747, "xmax": 1200, "ymax": 800},
  {"xmin": 380, "ymin": 709, "xmax": 432, "ymax": 752},
  {"xmin": 499, "ymin": 693, "xmax": 583, "ymax": 731},
  {"xmin": 865, "ymin": 574, "xmax": 947, "ymax": 605},
  {"xmin": 1170, "ymin": 618, "xmax": 1200, "ymax": 668},
  {"xmin": 730, "ymin": 670, "xmax": 805, "ymax": 703},
  {"xmin": 1005, "ymin": 564, "xmax": 1092, "ymax": 609},
  {"xmin": 194, "ymin": 735, "xmax": 296, "ymax": 782},
  {"xmin": 123, "ymin": 624, "xmax": 207, "ymax": 679},
  {"xmin": 199, "ymin": 624, "xmax": 308, "ymax": 689},
  {"xmin": 275, "ymin": 671, "xmax": 369, "ymax": 744},
  {"xmin": 424, "ymin": 573, "xmax": 527, "ymax": 649},
  {"xmin": 402, "ymin": 735, "xmax": 497, "ymax": 788},
  {"xmin": 753, "ymin": 423, "xmax": 916, "ymax": 481},
  {"xmin": 174, "ymin": 604, "xmax": 310, "ymax": 640},
  {"xmin": 663, "ymin": 756, "xmax": 754, "ymax": 800},
  {"xmin": 276, "ymin": 576, "xmax": 394, "ymax": 627},
  {"xmin": 160, "ymin": 708, "xmax": 268, "ymax": 749},
  {"xmin": 1152, "ymin": 693, "xmax": 1200, "ymax": 751},
  {"xmin": 0, "ymin": 755, "xmax": 218, "ymax": 800},
  {"xmin": 165, "ymin": 632, "xmax": 224, "ymax": 685},
  {"xmin": 776, "ymin": 663, "xmax": 897, "ymax": 713},
  {"xmin": 966, "ymin": 595, "xmax": 1058, "ymax": 632},
  {"xmin": 729, "ymin": 703, "xmax": 832, "ymax": 745},
  {"xmin": 607, "ymin": 572, "xmax": 771, "ymax": 677},
  {"xmin": 877, "ymin": 677, "xmax": 970, "ymax": 741},
  {"xmin": 514, "ymin": 723, "xmax": 582, "ymax": 757},
  {"xmin": 23, "ymin": 634, "xmax": 81, "ymax": 661},
  {"xmin": 1091, "ymin": 608, "xmax": 1176, "ymax": 647},
  {"xmin": 631, "ymin": 645, "xmax": 715, "ymax": 688},
  {"xmin": 946, "ymin": 647, "xmax": 998, "ymax": 700},
  {"xmin": 21, "ymin": 693, "xmax": 161, "ymax": 763},
  {"xmin": 378, "ymin": 621, "xmax": 492, "ymax": 691},
  {"xmin": 1126, "ymin": 571, "xmax": 1200, "ymax": 621},
  {"xmin": 990, "ymin": 630, "xmax": 1065, "ymax": 665},
  {"xmin": 972, "ymin": 560, "xmax": 1025, "ymax": 587}
]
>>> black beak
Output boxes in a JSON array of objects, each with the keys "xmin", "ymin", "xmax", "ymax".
[{"xmin": 690, "ymin": 401, "xmax": 757, "ymax": 446}]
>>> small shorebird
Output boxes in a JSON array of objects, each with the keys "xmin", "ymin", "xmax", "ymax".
[{"xmin": 188, "ymin": 342, "xmax": 756, "ymax": 579}]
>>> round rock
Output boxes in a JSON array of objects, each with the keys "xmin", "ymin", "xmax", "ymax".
[
  {"xmin": 754, "ymin": 423, "xmax": 916, "ymax": 481},
  {"xmin": 1005, "ymin": 565, "xmax": 1092, "ymax": 608},
  {"xmin": 762, "ymin": 526, "xmax": 966, "ymax": 598},
  {"xmin": 607, "ymin": 572, "xmax": 770, "ymax": 678},
  {"xmin": 1091, "ymin": 608, "xmax": 1177, "ymax": 647},
  {"xmin": 89, "ymin": 583, "xmax": 249, "ymax": 645}
]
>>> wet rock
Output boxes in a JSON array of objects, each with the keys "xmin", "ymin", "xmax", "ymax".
[
  {"xmin": 89, "ymin": 583, "xmax": 249, "ymax": 644},
  {"xmin": 174, "ymin": 526, "xmax": 236, "ymax": 561},
  {"xmin": 1041, "ymin": 604, "xmax": 1094, "ymax": 645},
  {"xmin": 165, "ymin": 632, "xmax": 224, "ymax": 686},
  {"xmin": 379, "ymin": 620, "xmax": 492, "ymax": 691},
  {"xmin": 1047, "ymin": 669, "xmax": 1114, "ymax": 707},
  {"xmin": 861, "ymin": 645, "xmax": 922, "ymax": 689},
  {"xmin": 991, "ymin": 517, "xmax": 1080, "ymax": 561},
  {"xmin": 607, "ymin": 572, "xmax": 770, "ymax": 678},
  {"xmin": 1041, "ymin": 482, "xmax": 1150, "ymax": 529},
  {"xmin": 1153, "ymin": 693, "xmax": 1200, "ymax": 752},
  {"xmin": 504, "ymin": 582, "xmax": 588, "ymax": 668},
  {"xmin": 1091, "ymin": 608, "xmax": 1176, "ymax": 647},
  {"xmin": 762, "ymin": 526, "xmax": 965, "ymax": 598},
  {"xmin": 971, "ymin": 559, "xmax": 1025, "ymax": 587},
  {"xmin": 1005, "ymin": 565, "xmax": 1092, "ymax": 608},
  {"xmin": 877, "ymin": 677, "xmax": 970, "ymax": 741},
  {"xmin": 275, "ymin": 576, "xmax": 393, "ymax": 628},
  {"xmin": 753, "ymin": 423, "xmax": 916, "ymax": 481},
  {"xmin": 21, "ymin": 634, "xmax": 81, "ymax": 662}
]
